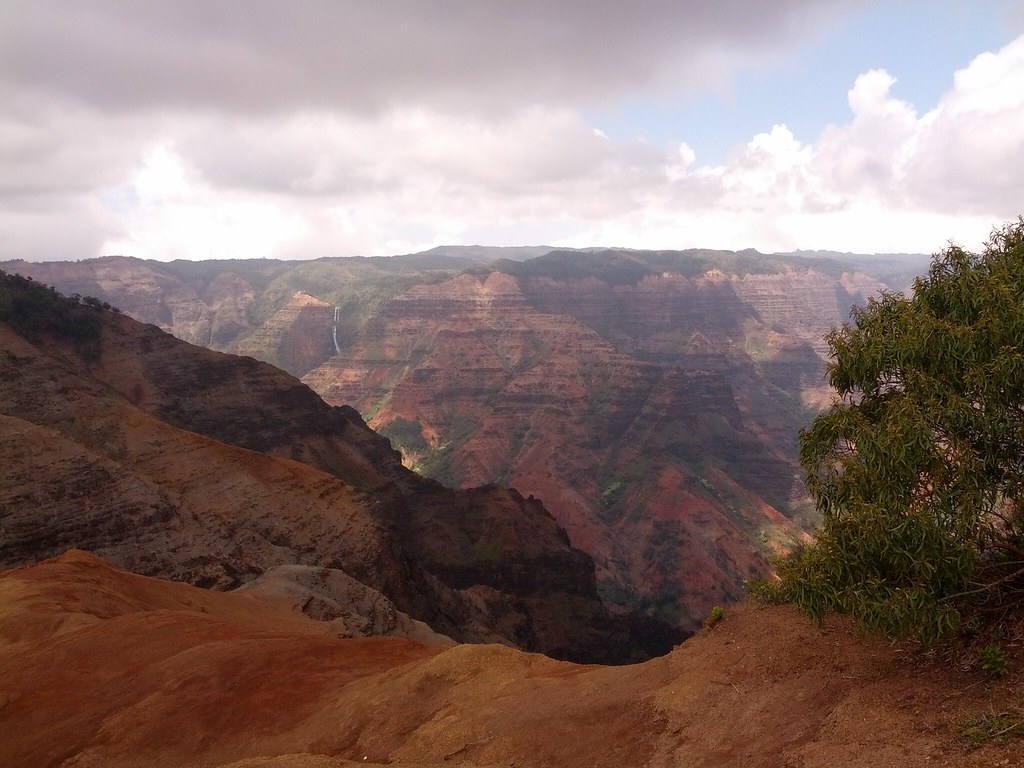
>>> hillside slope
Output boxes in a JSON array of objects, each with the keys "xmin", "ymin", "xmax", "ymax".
[
  {"xmin": 0, "ymin": 270, "xmax": 678, "ymax": 662},
  {"xmin": 1, "ymin": 551, "xmax": 1018, "ymax": 768}
]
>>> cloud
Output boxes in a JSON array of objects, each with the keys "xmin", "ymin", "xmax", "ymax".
[
  {"xmin": 97, "ymin": 145, "xmax": 311, "ymax": 260},
  {"xmin": 174, "ymin": 108, "xmax": 661, "ymax": 200},
  {"xmin": 2, "ymin": 1, "xmax": 864, "ymax": 115},
  {"xmin": 644, "ymin": 35, "xmax": 1024, "ymax": 252},
  {"xmin": 1, "ymin": 3, "xmax": 1021, "ymax": 262},
  {"xmin": 92, "ymin": 109, "xmax": 667, "ymax": 260},
  {"xmin": 905, "ymin": 36, "xmax": 1024, "ymax": 214},
  {"xmin": 0, "ymin": 195, "xmax": 117, "ymax": 262}
]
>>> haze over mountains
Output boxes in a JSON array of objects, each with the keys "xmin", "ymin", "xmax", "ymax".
[{"xmin": 4, "ymin": 246, "xmax": 929, "ymax": 629}]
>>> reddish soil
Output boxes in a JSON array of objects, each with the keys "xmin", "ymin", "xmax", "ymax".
[{"xmin": 2, "ymin": 551, "xmax": 1023, "ymax": 767}]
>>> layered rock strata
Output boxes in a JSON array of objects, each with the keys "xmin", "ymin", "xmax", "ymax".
[
  {"xmin": 4, "ymin": 250, "xmax": 899, "ymax": 630},
  {"xmin": 0, "ymin": 272, "xmax": 680, "ymax": 662},
  {"xmin": 303, "ymin": 258, "xmax": 888, "ymax": 627}
]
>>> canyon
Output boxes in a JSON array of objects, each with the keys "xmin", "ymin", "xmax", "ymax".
[
  {"xmin": 4, "ymin": 253, "xmax": 1009, "ymax": 768},
  {"xmin": 4, "ymin": 248, "xmax": 925, "ymax": 629},
  {"xmin": 0, "ymin": 270, "xmax": 677, "ymax": 663}
]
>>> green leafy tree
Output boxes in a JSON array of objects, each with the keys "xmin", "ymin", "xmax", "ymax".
[{"xmin": 780, "ymin": 218, "xmax": 1024, "ymax": 643}]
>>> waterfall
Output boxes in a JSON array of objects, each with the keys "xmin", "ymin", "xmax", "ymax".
[{"xmin": 332, "ymin": 305, "xmax": 341, "ymax": 355}]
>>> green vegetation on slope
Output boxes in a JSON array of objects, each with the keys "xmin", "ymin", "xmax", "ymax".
[
  {"xmin": 770, "ymin": 218, "xmax": 1024, "ymax": 644},
  {"xmin": 156, "ymin": 256, "xmax": 294, "ymax": 291},
  {"xmin": 489, "ymin": 247, "xmax": 863, "ymax": 284},
  {"xmin": 377, "ymin": 415, "xmax": 430, "ymax": 456},
  {"xmin": 246, "ymin": 258, "xmax": 461, "ymax": 351},
  {"xmin": 0, "ymin": 269, "xmax": 108, "ymax": 359}
]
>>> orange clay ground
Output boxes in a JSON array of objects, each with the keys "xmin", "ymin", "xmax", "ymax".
[{"xmin": 1, "ymin": 550, "xmax": 1022, "ymax": 768}]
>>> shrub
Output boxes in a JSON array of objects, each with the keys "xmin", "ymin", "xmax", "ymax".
[
  {"xmin": 704, "ymin": 605, "xmax": 724, "ymax": 628},
  {"xmin": 779, "ymin": 218, "xmax": 1024, "ymax": 643}
]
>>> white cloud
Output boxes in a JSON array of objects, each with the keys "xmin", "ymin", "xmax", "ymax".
[
  {"xmin": 0, "ymin": 195, "xmax": 118, "ymax": 262},
  {"xmin": 99, "ymin": 146, "xmax": 310, "ymax": 260},
  {"xmin": 131, "ymin": 145, "xmax": 193, "ymax": 202},
  {"xmin": 905, "ymin": 35, "xmax": 1024, "ymax": 214},
  {"xmin": 1, "ymin": 5, "xmax": 1022, "ymax": 262},
  {"xmin": 84, "ymin": 107, "xmax": 671, "ymax": 260},
  {"xmin": 637, "ymin": 35, "xmax": 1024, "ymax": 252}
]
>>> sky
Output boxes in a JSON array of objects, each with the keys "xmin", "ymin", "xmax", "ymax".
[{"xmin": 2, "ymin": 0, "xmax": 1024, "ymax": 262}]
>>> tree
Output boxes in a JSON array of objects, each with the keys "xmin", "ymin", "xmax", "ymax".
[{"xmin": 779, "ymin": 218, "xmax": 1024, "ymax": 643}]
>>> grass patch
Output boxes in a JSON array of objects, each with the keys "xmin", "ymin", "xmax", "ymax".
[
  {"xmin": 745, "ymin": 576, "xmax": 790, "ymax": 605},
  {"xmin": 961, "ymin": 711, "xmax": 1024, "ymax": 748},
  {"xmin": 703, "ymin": 605, "xmax": 725, "ymax": 628}
]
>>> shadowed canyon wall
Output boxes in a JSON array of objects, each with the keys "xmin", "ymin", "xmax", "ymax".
[{"xmin": 0, "ymin": 270, "xmax": 679, "ymax": 662}]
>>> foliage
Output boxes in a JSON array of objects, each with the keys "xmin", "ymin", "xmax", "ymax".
[
  {"xmin": 156, "ymin": 256, "xmax": 293, "ymax": 291},
  {"xmin": 600, "ymin": 479, "xmax": 626, "ymax": 509},
  {"xmin": 493, "ymin": 249, "xmax": 656, "ymax": 284},
  {"xmin": 639, "ymin": 589, "xmax": 685, "ymax": 625},
  {"xmin": 704, "ymin": 605, "xmax": 725, "ymax": 628},
  {"xmin": 961, "ymin": 711, "xmax": 1024, "ymax": 748},
  {"xmin": 979, "ymin": 644, "xmax": 1010, "ymax": 677},
  {"xmin": 412, "ymin": 412, "xmax": 479, "ymax": 487},
  {"xmin": 745, "ymin": 573, "xmax": 790, "ymax": 605},
  {"xmin": 492, "ymin": 247, "xmax": 848, "ymax": 285},
  {"xmin": 779, "ymin": 218, "xmax": 1024, "ymax": 643},
  {"xmin": 0, "ymin": 270, "xmax": 107, "ymax": 358},
  {"xmin": 378, "ymin": 415, "xmax": 429, "ymax": 455}
]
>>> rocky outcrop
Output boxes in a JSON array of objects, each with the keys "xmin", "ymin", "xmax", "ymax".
[
  {"xmin": 0, "ymin": 271, "xmax": 681, "ymax": 662},
  {"xmin": 235, "ymin": 564, "xmax": 454, "ymax": 645}
]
